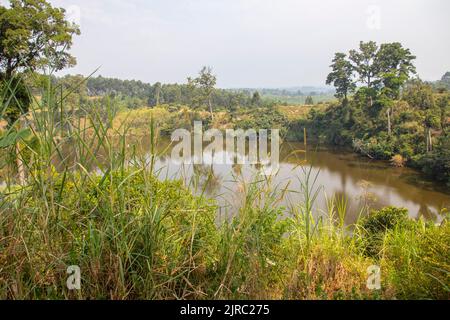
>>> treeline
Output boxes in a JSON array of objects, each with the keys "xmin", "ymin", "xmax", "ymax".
[
  {"xmin": 51, "ymin": 74, "xmax": 333, "ymax": 112},
  {"xmin": 52, "ymin": 74, "xmax": 274, "ymax": 111}
]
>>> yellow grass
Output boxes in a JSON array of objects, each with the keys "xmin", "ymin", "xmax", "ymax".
[{"xmin": 277, "ymin": 104, "xmax": 326, "ymax": 121}]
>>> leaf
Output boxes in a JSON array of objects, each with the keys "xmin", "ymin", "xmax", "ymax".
[{"xmin": 0, "ymin": 128, "xmax": 31, "ymax": 148}]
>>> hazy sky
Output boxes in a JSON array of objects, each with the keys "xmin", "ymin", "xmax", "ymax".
[{"xmin": 39, "ymin": 0, "xmax": 450, "ymax": 87}]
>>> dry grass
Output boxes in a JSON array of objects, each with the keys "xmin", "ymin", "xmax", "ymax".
[{"xmin": 277, "ymin": 105, "xmax": 326, "ymax": 121}]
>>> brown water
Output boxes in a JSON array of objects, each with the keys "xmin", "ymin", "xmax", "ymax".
[
  {"xmin": 5, "ymin": 135, "xmax": 446, "ymax": 224},
  {"xmin": 129, "ymin": 137, "xmax": 450, "ymax": 224}
]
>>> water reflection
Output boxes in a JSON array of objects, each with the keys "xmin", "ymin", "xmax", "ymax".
[{"xmin": 48, "ymin": 136, "xmax": 450, "ymax": 223}]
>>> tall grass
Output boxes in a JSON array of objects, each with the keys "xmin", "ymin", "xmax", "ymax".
[{"xmin": 0, "ymin": 76, "xmax": 448, "ymax": 300}]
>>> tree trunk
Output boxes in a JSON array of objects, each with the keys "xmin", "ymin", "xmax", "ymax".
[
  {"xmin": 425, "ymin": 127, "xmax": 433, "ymax": 153},
  {"xmin": 387, "ymin": 107, "xmax": 392, "ymax": 136},
  {"xmin": 428, "ymin": 129, "xmax": 433, "ymax": 152},
  {"xmin": 208, "ymin": 96, "xmax": 214, "ymax": 120}
]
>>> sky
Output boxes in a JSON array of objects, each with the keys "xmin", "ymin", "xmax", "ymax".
[{"xmin": 9, "ymin": 0, "xmax": 450, "ymax": 88}]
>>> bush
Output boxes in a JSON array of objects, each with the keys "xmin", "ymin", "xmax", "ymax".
[
  {"xmin": 233, "ymin": 107, "xmax": 289, "ymax": 137},
  {"xmin": 390, "ymin": 154, "xmax": 406, "ymax": 167},
  {"xmin": 359, "ymin": 207, "xmax": 409, "ymax": 257},
  {"xmin": 413, "ymin": 134, "xmax": 450, "ymax": 186}
]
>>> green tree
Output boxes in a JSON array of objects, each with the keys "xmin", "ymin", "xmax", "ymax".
[
  {"xmin": 154, "ymin": 82, "xmax": 162, "ymax": 106},
  {"xmin": 0, "ymin": 0, "xmax": 80, "ymax": 126},
  {"xmin": 403, "ymin": 80, "xmax": 437, "ymax": 152},
  {"xmin": 376, "ymin": 43, "xmax": 416, "ymax": 136},
  {"xmin": 436, "ymin": 94, "xmax": 449, "ymax": 134},
  {"xmin": 349, "ymin": 41, "xmax": 380, "ymax": 110},
  {"xmin": 251, "ymin": 91, "xmax": 261, "ymax": 106},
  {"xmin": 190, "ymin": 66, "xmax": 217, "ymax": 119},
  {"xmin": 305, "ymin": 96, "xmax": 314, "ymax": 105},
  {"xmin": 349, "ymin": 41, "xmax": 379, "ymax": 88},
  {"xmin": 376, "ymin": 42, "xmax": 416, "ymax": 98},
  {"xmin": 326, "ymin": 52, "xmax": 355, "ymax": 104}
]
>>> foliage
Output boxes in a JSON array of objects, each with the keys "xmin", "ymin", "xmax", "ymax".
[
  {"xmin": 0, "ymin": 76, "xmax": 31, "ymax": 126},
  {"xmin": 188, "ymin": 66, "xmax": 217, "ymax": 117},
  {"xmin": 232, "ymin": 106, "xmax": 289, "ymax": 137},
  {"xmin": 0, "ymin": 0, "xmax": 79, "ymax": 76},
  {"xmin": 390, "ymin": 154, "xmax": 406, "ymax": 167},
  {"xmin": 359, "ymin": 207, "xmax": 410, "ymax": 258},
  {"xmin": 382, "ymin": 219, "xmax": 450, "ymax": 299},
  {"xmin": 413, "ymin": 133, "xmax": 450, "ymax": 186},
  {"xmin": 0, "ymin": 83, "xmax": 448, "ymax": 299},
  {"xmin": 326, "ymin": 52, "xmax": 355, "ymax": 102},
  {"xmin": 307, "ymin": 42, "xmax": 448, "ymax": 185},
  {"xmin": 0, "ymin": 0, "xmax": 79, "ymax": 126},
  {"xmin": 433, "ymin": 71, "xmax": 450, "ymax": 90},
  {"xmin": 0, "ymin": 35, "xmax": 449, "ymax": 300},
  {"xmin": 304, "ymin": 96, "xmax": 314, "ymax": 105}
]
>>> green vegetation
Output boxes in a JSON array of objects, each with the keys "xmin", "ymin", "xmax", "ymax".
[
  {"xmin": 0, "ymin": 0, "xmax": 79, "ymax": 127},
  {"xmin": 0, "ymin": 0, "xmax": 448, "ymax": 301},
  {"xmin": 0, "ymin": 105, "xmax": 448, "ymax": 299},
  {"xmin": 0, "ymin": 75, "xmax": 449, "ymax": 299},
  {"xmin": 300, "ymin": 42, "xmax": 450, "ymax": 186}
]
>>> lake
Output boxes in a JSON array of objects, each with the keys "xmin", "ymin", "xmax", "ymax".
[{"xmin": 124, "ymin": 136, "xmax": 450, "ymax": 224}]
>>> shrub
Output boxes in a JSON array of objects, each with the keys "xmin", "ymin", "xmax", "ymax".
[
  {"xmin": 359, "ymin": 207, "xmax": 409, "ymax": 257},
  {"xmin": 390, "ymin": 154, "xmax": 406, "ymax": 167}
]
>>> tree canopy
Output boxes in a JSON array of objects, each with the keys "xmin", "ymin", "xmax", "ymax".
[
  {"xmin": 0, "ymin": 0, "xmax": 80, "ymax": 78},
  {"xmin": 0, "ymin": 0, "xmax": 79, "ymax": 126}
]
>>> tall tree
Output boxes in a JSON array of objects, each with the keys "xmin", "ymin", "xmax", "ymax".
[
  {"xmin": 305, "ymin": 96, "xmax": 314, "ymax": 105},
  {"xmin": 436, "ymin": 94, "xmax": 449, "ymax": 134},
  {"xmin": 326, "ymin": 52, "xmax": 355, "ymax": 104},
  {"xmin": 154, "ymin": 82, "xmax": 162, "ymax": 106},
  {"xmin": 375, "ymin": 42, "xmax": 416, "ymax": 136},
  {"xmin": 191, "ymin": 66, "xmax": 217, "ymax": 119},
  {"xmin": 403, "ymin": 80, "xmax": 437, "ymax": 152},
  {"xmin": 349, "ymin": 41, "xmax": 379, "ymax": 88},
  {"xmin": 251, "ymin": 91, "xmax": 261, "ymax": 106},
  {"xmin": 0, "ymin": 0, "xmax": 80, "ymax": 78},
  {"xmin": 376, "ymin": 42, "xmax": 416, "ymax": 98},
  {"xmin": 0, "ymin": 0, "xmax": 80, "ymax": 125}
]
